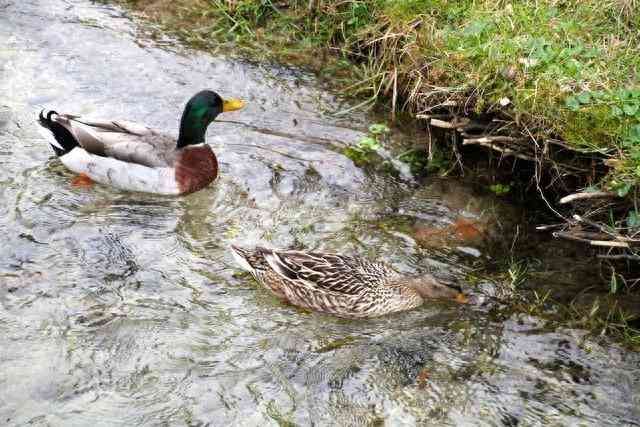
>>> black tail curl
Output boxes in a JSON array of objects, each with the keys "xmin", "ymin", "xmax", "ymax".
[{"xmin": 38, "ymin": 110, "xmax": 79, "ymax": 157}]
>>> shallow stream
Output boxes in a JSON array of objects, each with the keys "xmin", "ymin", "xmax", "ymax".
[{"xmin": 1, "ymin": 1, "xmax": 639, "ymax": 425}]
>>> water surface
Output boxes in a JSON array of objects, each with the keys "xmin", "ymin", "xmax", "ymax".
[{"xmin": 1, "ymin": 1, "xmax": 639, "ymax": 425}]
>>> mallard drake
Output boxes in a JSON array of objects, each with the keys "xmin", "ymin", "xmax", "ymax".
[
  {"xmin": 230, "ymin": 246, "xmax": 467, "ymax": 318},
  {"xmin": 37, "ymin": 90, "xmax": 245, "ymax": 195}
]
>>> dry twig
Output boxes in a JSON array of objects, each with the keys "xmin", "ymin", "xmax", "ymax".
[
  {"xmin": 559, "ymin": 191, "xmax": 617, "ymax": 204},
  {"xmin": 429, "ymin": 118, "xmax": 456, "ymax": 129},
  {"xmin": 573, "ymin": 215, "xmax": 640, "ymax": 243},
  {"xmin": 462, "ymin": 137, "xmax": 536, "ymax": 162},
  {"xmin": 597, "ymin": 254, "xmax": 640, "ymax": 261},
  {"xmin": 553, "ymin": 231, "xmax": 631, "ymax": 248}
]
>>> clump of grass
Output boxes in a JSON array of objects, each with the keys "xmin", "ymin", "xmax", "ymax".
[
  {"xmin": 566, "ymin": 298, "xmax": 640, "ymax": 348},
  {"xmin": 506, "ymin": 257, "xmax": 529, "ymax": 291}
]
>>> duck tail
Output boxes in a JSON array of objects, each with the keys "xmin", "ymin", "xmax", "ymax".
[
  {"xmin": 38, "ymin": 110, "xmax": 79, "ymax": 157},
  {"xmin": 230, "ymin": 245, "xmax": 257, "ymax": 274}
]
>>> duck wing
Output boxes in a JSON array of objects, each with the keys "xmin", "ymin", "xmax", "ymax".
[
  {"xmin": 263, "ymin": 249, "xmax": 398, "ymax": 296},
  {"xmin": 39, "ymin": 111, "xmax": 177, "ymax": 168}
]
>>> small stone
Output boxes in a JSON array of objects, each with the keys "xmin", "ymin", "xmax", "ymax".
[{"xmin": 456, "ymin": 246, "xmax": 482, "ymax": 257}]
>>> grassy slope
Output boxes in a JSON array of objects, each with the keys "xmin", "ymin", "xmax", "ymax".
[{"xmin": 123, "ymin": 0, "xmax": 640, "ymax": 194}]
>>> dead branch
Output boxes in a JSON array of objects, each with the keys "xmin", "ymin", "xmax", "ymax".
[
  {"xmin": 415, "ymin": 113, "xmax": 450, "ymax": 121},
  {"xmin": 429, "ymin": 118, "xmax": 456, "ymax": 129},
  {"xmin": 535, "ymin": 223, "xmax": 565, "ymax": 231},
  {"xmin": 553, "ymin": 231, "xmax": 631, "ymax": 248},
  {"xmin": 553, "ymin": 231, "xmax": 592, "ymax": 244},
  {"xmin": 559, "ymin": 191, "xmax": 617, "ymax": 204},
  {"xmin": 573, "ymin": 214, "xmax": 640, "ymax": 243},
  {"xmin": 453, "ymin": 119, "xmax": 472, "ymax": 131},
  {"xmin": 462, "ymin": 137, "xmax": 536, "ymax": 162},
  {"xmin": 417, "ymin": 100, "xmax": 459, "ymax": 114},
  {"xmin": 597, "ymin": 254, "xmax": 640, "ymax": 261},
  {"xmin": 545, "ymin": 138, "xmax": 575, "ymax": 150},
  {"xmin": 572, "ymin": 230, "xmax": 618, "ymax": 241},
  {"xmin": 590, "ymin": 240, "xmax": 631, "ymax": 248},
  {"xmin": 464, "ymin": 135, "xmax": 518, "ymax": 143}
]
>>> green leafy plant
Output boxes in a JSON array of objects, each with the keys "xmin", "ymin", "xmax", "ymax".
[
  {"xmin": 398, "ymin": 149, "xmax": 428, "ymax": 175},
  {"xmin": 368, "ymin": 123, "xmax": 390, "ymax": 135},
  {"xmin": 344, "ymin": 123, "xmax": 388, "ymax": 166},
  {"xmin": 398, "ymin": 146, "xmax": 449, "ymax": 176},
  {"xmin": 611, "ymin": 181, "xmax": 633, "ymax": 197},
  {"xmin": 489, "ymin": 183, "xmax": 511, "ymax": 196},
  {"xmin": 356, "ymin": 136, "xmax": 381, "ymax": 151},
  {"xmin": 566, "ymin": 89, "xmax": 640, "ymax": 121},
  {"xmin": 566, "ymin": 89, "xmax": 640, "ymax": 180}
]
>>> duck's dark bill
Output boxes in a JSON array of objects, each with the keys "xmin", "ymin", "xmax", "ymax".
[{"xmin": 223, "ymin": 99, "xmax": 245, "ymax": 112}]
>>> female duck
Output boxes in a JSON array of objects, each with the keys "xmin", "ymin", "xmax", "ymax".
[
  {"xmin": 231, "ymin": 246, "xmax": 467, "ymax": 318},
  {"xmin": 38, "ymin": 90, "xmax": 244, "ymax": 195}
]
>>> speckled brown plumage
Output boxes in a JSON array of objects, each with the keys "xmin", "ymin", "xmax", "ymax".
[{"xmin": 231, "ymin": 246, "xmax": 466, "ymax": 318}]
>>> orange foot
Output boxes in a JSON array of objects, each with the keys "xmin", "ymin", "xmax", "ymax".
[{"xmin": 71, "ymin": 173, "xmax": 94, "ymax": 188}]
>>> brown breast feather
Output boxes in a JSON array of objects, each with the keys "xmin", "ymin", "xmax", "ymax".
[{"xmin": 174, "ymin": 145, "xmax": 218, "ymax": 194}]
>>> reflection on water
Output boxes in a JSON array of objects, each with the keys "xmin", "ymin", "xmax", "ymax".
[{"xmin": 1, "ymin": 1, "xmax": 639, "ymax": 425}]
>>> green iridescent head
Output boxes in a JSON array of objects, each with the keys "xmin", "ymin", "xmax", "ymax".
[{"xmin": 177, "ymin": 90, "xmax": 245, "ymax": 149}]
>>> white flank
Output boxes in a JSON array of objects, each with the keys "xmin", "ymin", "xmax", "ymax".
[
  {"xmin": 60, "ymin": 148, "xmax": 180, "ymax": 195},
  {"xmin": 230, "ymin": 246, "xmax": 255, "ymax": 273}
]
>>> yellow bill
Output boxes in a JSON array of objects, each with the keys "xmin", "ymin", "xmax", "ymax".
[{"xmin": 222, "ymin": 98, "xmax": 246, "ymax": 112}]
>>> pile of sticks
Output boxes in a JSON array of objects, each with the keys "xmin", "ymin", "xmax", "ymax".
[{"xmin": 417, "ymin": 109, "xmax": 639, "ymax": 261}]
